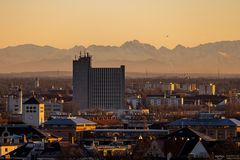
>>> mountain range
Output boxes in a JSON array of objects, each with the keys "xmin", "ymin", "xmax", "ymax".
[{"xmin": 1, "ymin": 40, "xmax": 240, "ymax": 74}]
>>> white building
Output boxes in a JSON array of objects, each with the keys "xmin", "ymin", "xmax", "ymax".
[
  {"xmin": 144, "ymin": 81, "xmax": 152, "ymax": 90},
  {"xmin": 168, "ymin": 96, "xmax": 183, "ymax": 106},
  {"xmin": 146, "ymin": 95, "xmax": 161, "ymax": 106},
  {"xmin": 44, "ymin": 100, "xmax": 63, "ymax": 118},
  {"xmin": 126, "ymin": 96, "xmax": 142, "ymax": 109},
  {"xmin": 146, "ymin": 95, "xmax": 183, "ymax": 107},
  {"xmin": 199, "ymin": 83, "xmax": 216, "ymax": 95},
  {"xmin": 161, "ymin": 83, "xmax": 175, "ymax": 93},
  {"xmin": 182, "ymin": 84, "xmax": 192, "ymax": 91},
  {"xmin": 22, "ymin": 97, "xmax": 45, "ymax": 127},
  {"xmin": 189, "ymin": 141, "xmax": 210, "ymax": 159},
  {"xmin": 8, "ymin": 88, "xmax": 24, "ymax": 114},
  {"xmin": 35, "ymin": 77, "xmax": 40, "ymax": 88}
]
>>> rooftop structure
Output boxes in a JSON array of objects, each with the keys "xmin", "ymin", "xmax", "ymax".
[
  {"xmin": 22, "ymin": 97, "xmax": 45, "ymax": 127},
  {"xmin": 44, "ymin": 117, "xmax": 96, "ymax": 126},
  {"xmin": 44, "ymin": 117, "xmax": 96, "ymax": 141}
]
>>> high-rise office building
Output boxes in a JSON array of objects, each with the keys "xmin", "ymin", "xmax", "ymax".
[{"xmin": 73, "ymin": 52, "xmax": 125, "ymax": 111}]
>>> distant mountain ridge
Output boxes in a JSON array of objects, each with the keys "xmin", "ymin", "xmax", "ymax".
[{"xmin": 1, "ymin": 40, "xmax": 240, "ymax": 74}]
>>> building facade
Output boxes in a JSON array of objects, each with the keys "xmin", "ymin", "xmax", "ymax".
[
  {"xmin": 8, "ymin": 88, "xmax": 23, "ymax": 114},
  {"xmin": 167, "ymin": 113, "xmax": 240, "ymax": 140},
  {"xmin": 199, "ymin": 83, "xmax": 216, "ymax": 95},
  {"xmin": 22, "ymin": 97, "xmax": 45, "ymax": 127},
  {"xmin": 44, "ymin": 100, "xmax": 63, "ymax": 119},
  {"xmin": 44, "ymin": 117, "xmax": 96, "ymax": 141},
  {"xmin": 73, "ymin": 53, "xmax": 125, "ymax": 111}
]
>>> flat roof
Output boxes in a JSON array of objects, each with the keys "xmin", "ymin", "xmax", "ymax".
[
  {"xmin": 167, "ymin": 118, "xmax": 240, "ymax": 127},
  {"xmin": 44, "ymin": 117, "xmax": 96, "ymax": 126}
]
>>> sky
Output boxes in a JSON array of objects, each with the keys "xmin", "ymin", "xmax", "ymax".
[{"xmin": 0, "ymin": 0, "xmax": 240, "ymax": 49}]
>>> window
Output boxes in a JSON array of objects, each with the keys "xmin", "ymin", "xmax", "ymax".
[{"xmin": 5, "ymin": 148, "xmax": 8, "ymax": 152}]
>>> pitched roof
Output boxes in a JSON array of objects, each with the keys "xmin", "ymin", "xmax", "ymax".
[
  {"xmin": 5, "ymin": 143, "xmax": 34, "ymax": 158},
  {"xmin": 164, "ymin": 127, "xmax": 215, "ymax": 141},
  {"xmin": 37, "ymin": 142, "xmax": 61, "ymax": 158},
  {"xmin": 23, "ymin": 97, "xmax": 40, "ymax": 105},
  {"xmin": 44, "ymin": 117, "xmax": 96, "ymax": 126},
  {"xmin": 163, "ymin": 128, "xmax": 214, "ymax": 157},
  {"xmin": 0, "ymin": 124, "xmax": 48, "ymax": 139},
  {"xmin": 202, "ymin": 140, "xmax": 240, "ymax": 155}
]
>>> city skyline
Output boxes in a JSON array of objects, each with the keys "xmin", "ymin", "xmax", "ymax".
[
  {"xmin": 0, "ymin": 1, "xmax": 240, "ymax": 159},
  {"xmin": 1, "ymin": 0, "xmax": 240, "ymax": 49}
]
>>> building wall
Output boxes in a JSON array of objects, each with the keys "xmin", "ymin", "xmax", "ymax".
[
  {"xmin": 8, "ymin": 89, "xmax": 23, "ymax": 114},
  {"xmin": 199, "ymin": 84, "xmax": 216, "ymax": 95},
  {"xmin": 0, "ymin": 145, "xmax": 18, "ymax": 156},
  {"xmin": 44, "ymin": 124, "xmax": 96, "ymax": 141},
  {"xmin": 146, "ymin": 96, "xmax": 183, "ymax": 107},
  {"xmin": 73, "ymin": 55, "xmax": 125, "ymax": 111},
  {"xmin": 73, "ymin": 55, "xmax": 91, "ymax": 111},
  {"xmin": 23, "ymin": 103, "xmax": 45, "ymax": 127},
  {"xmin": 146, "ymin": 97, "xmax": 161, "ymax": 106},
  {"xmin": 161, "ymin": 83, "xmax": 175, "ymax": 93},
  {"xmin": 89, "ymin": 66, "xmax": 125, "ymax": 110},
  {"xmin": 190, "ymin": 141, "xmax": 209, "ymax": 158},
  {"xmin": 44, "ymin": 102, "xmax": 63, "ymax": 119},
  {"xmin": 169, "ymin": 126, "xmax": 238, "ymax": 140},
  {"xmin": 44, "ymin": 125, "xmax": 75, "ymax": 141}
]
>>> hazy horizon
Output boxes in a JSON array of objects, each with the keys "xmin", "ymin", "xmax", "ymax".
[{"xmin": 0, "ymin": 39, "xmax": 240, "ymax": 74}]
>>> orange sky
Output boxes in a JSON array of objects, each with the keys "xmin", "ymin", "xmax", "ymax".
[{"xmin": 0, "ymin": 0, "xmax": 240, "ymax": 49}]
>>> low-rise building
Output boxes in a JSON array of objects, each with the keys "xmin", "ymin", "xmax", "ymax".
[
  {"xmin": 22, "ymin": 97, "xmax": 45, "ymax": 127},
  {"xmin": 44, "ymin": 100, "xmax": 63, "ymax": 119},
  {"xmin": 132, "ymin": 127, "xmax": 240, "ymax": 160},
  {"xmin": 0, "ymin": 144, "xmax": 19, "ymax": 157},
  {"xmin": 146, "ymin": 95, "xmax": 161, "ymax": 106},
  {"xmin": 80, "ymin": 129, "xmax": 169, "ymax": 146},
  {"xmin": 167, "ymin": 113, "xmax": 240, "ymax": 140},
  {"xmin": 199, "ymin": 83, "xmax": 216, "ymax": 95},
  {"xmin": 146, "ymin": 95, "xmax": 183, "ymax": 107},
  {"xmin": 8, "ymin": 88, "xmax": 24, "ymax": 114},
  {"xmin": 44, "ymin": 117, "xmax": 96, "ymax": 141}
]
